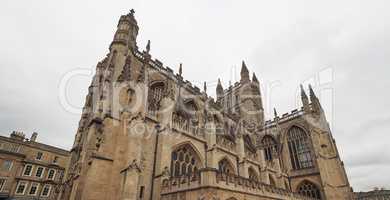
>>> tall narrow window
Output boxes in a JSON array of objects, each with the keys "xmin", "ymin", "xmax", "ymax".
[
  {"xmin": 171, "ymin": 144, "xmax": 200, "ymax": 177},
  {"xmin": 47, "ymin": 169, "xmax": 56, "ymax": 180},
  {"xmin": 147, "ymin": 82, "xmax": 165, "ymax": 115},
  {"xmin": 0, "ymin": 179, "xmax": 6, "ymax": 192},
  {"xmin": 23, "ymin": 165, "xmax": 33, "ymax": 176},
  {"xmin": 287, "ymin": 126, "xmax": 314, "ymax": 170},
  {"xmin": 297, "ymin": 181, "xmax": 321, "ymax": 199},
  {"xmin": 28, "ymin": 183, "xmax": 39, "ymax": 196},
  {"xmin": 139, "ymin": 186, "xmax": 144, "ymax": 199},
  {"xmin": 15, "ymin": 182, "xmax": 27, "ymax": 195},
  {"xmin": 35, "ymin": 167, "xmax": 44, "ymax": 178},
  {"xmin": 262, "ymin": 136, "xmax": 277, "ymax": 161},
  {"xmin": 41, "ymin": 185, "xmax": 51, "ymax": 197}
]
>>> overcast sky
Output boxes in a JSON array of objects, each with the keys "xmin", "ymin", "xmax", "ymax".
[{"xmin": 1, "ymin": 0, "xmax": 389, "ymax": 192}]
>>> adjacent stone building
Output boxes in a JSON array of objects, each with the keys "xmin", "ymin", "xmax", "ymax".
[
  {"xmin": 0, "ymin": 131, "xmax": 70, "ymax": 199},
  {"xmin": 62, "ymin": 10, "xmax": 353, "ymax": 200},
  {"xmin": 354, "ymin": 189, "xmax": 390, "ymax": 200}
]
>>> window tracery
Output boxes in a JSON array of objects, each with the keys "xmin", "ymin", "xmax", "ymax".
[
  {"xmin": 297, "ymin": 181, "xmax": 321, "ymax": 199},
  {"xmin": 147, "ymin": 82, "xmax": 164, "ymax": 116},
  {"xmin": 171, "ymin": 144, "xmax": 200, "ymax": 177},
  {"xmin": 262, "ymin": 136, "xmax": 277, "ymax": 161},
  {"xmin": 287, "ymin": 126, "xmax": 314, "ymax": 170}
]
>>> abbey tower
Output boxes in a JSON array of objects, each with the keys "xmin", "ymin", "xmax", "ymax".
[{"xmin": 62, "ymin": 10, "xmax": 353, "ymax": 200}]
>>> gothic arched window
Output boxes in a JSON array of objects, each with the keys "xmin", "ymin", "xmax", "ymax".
[
  {"xmin": 287, "ymin": 126, "xmax": 314, "ymax": 170},
  {"xmin": 248, "ymin": 167, "xmax": 258, "ymax": 181},
  {"xmin": 148, "ymin": 82, "xmax": 164, "ymax": 115},
  {"xmin": 297, "ymin": 181, "xmax": 321, "ymax": 199},
  {"xmin": 218, "ymin": 158, "xmax": 234, "ymax": 174},
  {"xmin": 171, "ymin": 144, "xmax": 200, "ymax": 177},
  {"xmin": 262, "ymin": 136, "xmax": 277, "ymax": 161}
]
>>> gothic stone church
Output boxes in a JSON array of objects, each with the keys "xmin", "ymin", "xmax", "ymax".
[{"xmin": 62, "ymin": 10, "xmax": 353, "ymax": 200}]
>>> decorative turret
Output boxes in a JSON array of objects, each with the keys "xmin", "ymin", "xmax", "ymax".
[
  {"xmin": 300, "ymin": 84, "xmax": 309, "ymax": 109},
  {"xmin": 111, "ymin": 9, "xmax": 139, "ymax": 51},
  {"xmin": 240, "ymin": 61, "xmax": 250, "ymax": 83},
  {"xmin": 216, "ymin": 78, "xmax": 224, "ymax": 100}
]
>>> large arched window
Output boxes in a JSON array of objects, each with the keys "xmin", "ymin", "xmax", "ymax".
[
  {"xmin": 297, "ymin": 181, "xmax": 321, "ymax": 199},
  {"xmin": 262, "ymin": 136, "xmax": 277, "ymax": 161},
  {"xmin": 218, "ymin": 158, "xmax": 234, "ymax": 174},
  {"xmin": 248, "ymin": 167, "xmax": 258, "ymax": 181},
  {"xmin": 147, "ymin": 82, "xmax": 165, "ymax": 115},
  {"xmin": 171, "ymin": 144, "xmax": 200, "ymax": 177},
  {"xmin": 287, "ymin": 126, "xmax": 314, "ymax": 170}
]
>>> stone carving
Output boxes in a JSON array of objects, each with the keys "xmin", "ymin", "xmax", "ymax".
[{"xmin": 117, "ymin": 56, "xmax": 132, "ymax": 82}]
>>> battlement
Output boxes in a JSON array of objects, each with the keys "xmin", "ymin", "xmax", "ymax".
[{"xmin": 264, "ymin": 107, "xmax": 305, "ymax": 128}]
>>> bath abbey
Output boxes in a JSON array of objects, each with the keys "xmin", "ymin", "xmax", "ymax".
[{"xmin": 61, "ymin": 10, "xmax": 353, "ymax": 200}]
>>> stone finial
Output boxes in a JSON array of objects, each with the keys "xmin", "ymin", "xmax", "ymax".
[
  {"xmin": 309, "ymin": 84, "xmax": 316, "ymax": 98},
  {"xmin": 300, "ymin": 84, "xmax": 309, "ymax": 108},
  {"xmin": 252, "ymin": 72, "xmax": 259, "ymax": 83},
  {"xmin": 273, "ymin": 108, "xmax": 278, "ymax": 118},
  {"xmin": 146, "ymin": 40, "xmax": 151, "ymax": 53},
  {"xmin": 204, "ymin": 82, "xmax": 207, "ymax": 93},
  {"xmin": 129, "ymin": 9, "xmax": 135, "ymax": 16},
  {"xmin": 240, "ymin": 60, "xmax": 250, "ymax": 82},
  {"xmin": 179, "ymin": 63, "xmax": 183, "ymax": 76}
]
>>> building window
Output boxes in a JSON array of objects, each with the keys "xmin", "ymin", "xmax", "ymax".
[
  {"xmin": 1, "ymin": 160, "xmax": 13, "ymax": 171},
  {"xmin": 218, "ymin": 158, "xmax": 234, "ymax": 174},
  {"xmin": 171, "ymin": 144, "xmax": 200, "ymax": 177},
  {"xmin": 28, "ymin": 183, "xmax": 39, "ymax": 196},
  {"xmin": 147, "ymin": 82, "xmax": 165, "ymax": 115},
  {"xmin": 15, "ymin": 182, "xmax": 27, "ymax": 195},
  {"xmin": 47, "ymin": 169, "xmax": 56, "ymax": 180},
  {"xmin": 35, "ymin": 167, "xmax": 44, "ymax": 178},
  {"xmin": 139, "ymin": 186, "xmax": 144, "ymax": 199},
  {"xmin": 53, "ymin": 156, "xmax": 59, "ymax": 164},
  {"xmin": 297, "ymin": 181, "xmax": 321, "ymax": 199},
  {"xmin": 23, "ymin": 164, "xmax": 33, "ymax": 176},
  {"xmin": 262, "ymin": 136, "xmax": 277, "ymax": 161},
  {"xmin": 36, "ymin": 152, "xmax": 43, "ymax": 160},
  {"xmin": 41, "ymin": 184, "xmax": 51, "ymax": 197},
  {"xmin": 0, "ymin": 179, "xmax": 6, "ymax": 191},
  {"xmin": 287, "ymin": 126, "xmax": 314, "ymax": 170}
]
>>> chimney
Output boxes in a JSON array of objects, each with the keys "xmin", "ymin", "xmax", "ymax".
[
  {"xmin": 30, "ymin": 132, "xmax": 38, "ymax": 142},
  {"xmin": 10, "ymin": 131, "xmax": 25, "ymax": 141}
]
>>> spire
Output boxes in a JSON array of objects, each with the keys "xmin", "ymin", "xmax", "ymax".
[
  {"xmin": 240, "ymin": 60, "xmax": 250, "ymax": 83},
  {"xmin": 216, "ymin": 78, "xmax": 224, "ymax": 98},
  {"xmin": 146, "ymin": 40, "xmax": 151, "ymax": 53},
  {"xmin": 273, "ymin": 108, "xmax": 278, "ymax": 118},
  {"xmin": 203, "ymin": 82, "xmax": 207, "ymax": 93},
  {"xmin": 300, "ymin": 84, "xmax": 309, "ymax": 108},
  {"xmin": 179, "ymin": 63, "xmax": 183, "ymax": 76},
  {"xmin": 308, "ymin": 84, "xmax": 322, "ymax": 113},
  {"xmin": 252, "ymin": 73, "xmax": 259, "ymax": 83},
  {"xmin": 309, "ymin": 84, "xmax": 316, "ymax": 99}
]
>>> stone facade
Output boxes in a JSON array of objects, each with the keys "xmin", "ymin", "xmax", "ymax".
[
  {"xmin": 354, "ymin": 189, "xmax": 390, "ymax": 200},
  {"xmin": 0, "ymin": 131, "xmax": 70, "ymax": 199},
  {"xmin": 62, "ymin": 10, "xmax": 353, "ymax": 200}
]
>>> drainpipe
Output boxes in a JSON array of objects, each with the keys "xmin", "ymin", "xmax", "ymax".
[{"xmin": 150, "ymin": 124, "xmax": 161, "ymax": 200}]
